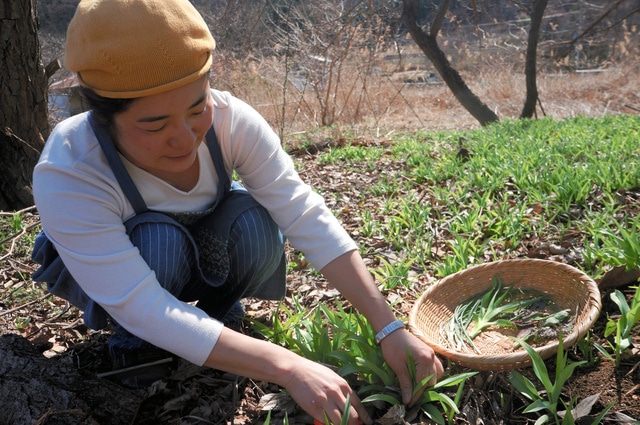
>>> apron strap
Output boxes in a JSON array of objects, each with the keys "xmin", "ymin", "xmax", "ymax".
[
  {"xmin": 203, "ymin": 125, "xmax": 231, "ymax": 196},
  {"xmin": 89, "ymin": 112, "xmax": 230, "ymax": 214},
  {"xmin": 89, "ymin": 112, "xmax": 148, "ymax": 214}
]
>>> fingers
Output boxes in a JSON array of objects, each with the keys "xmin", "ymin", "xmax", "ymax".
[
  {"xmin": 311, "ymin": 389, "xmax": 369, "ymax": 425},
  {"xmin": 349, "ymin": 390, "xmax": 372, "ymax": 424},
  {"xmin": 408, "ymin": 350, "xmax": 445, "ymax": 405},
  {"xmin": 380, "ymin": 330, "xmax": 445, "ymax": 406},
  {"xmin": 286, "ymin": 360, "xmax": 370, "ymax": 425}
]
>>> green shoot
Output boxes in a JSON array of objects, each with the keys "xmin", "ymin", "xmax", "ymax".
[
  {"xmin": 441, "ymin": 276, "xmax": 568, "ymax": 353},
  {"xmin": 510, "ymin": 335, "xmax": 587, "ymax": 424},
  {"xmin": 596, "ymin": 286, "xmax": 640, "ymax": 367}
]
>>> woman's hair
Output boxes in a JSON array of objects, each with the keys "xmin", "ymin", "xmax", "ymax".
[{"xmin": 80, "ymin": 87, "xmax": 135, "ymax": 128}]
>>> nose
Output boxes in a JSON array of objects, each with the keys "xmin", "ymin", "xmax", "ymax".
[{"xmin": 168, "ymin": 120, "xmax": 197, "ymax": 148}]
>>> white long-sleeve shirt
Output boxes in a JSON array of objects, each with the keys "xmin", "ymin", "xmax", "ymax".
[{"xmin": 33, "ymin": 89, "xmax": 357, "ymax": 365}]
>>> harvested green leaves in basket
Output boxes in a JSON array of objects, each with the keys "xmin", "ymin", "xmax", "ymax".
[{"xmin": 440, "ymin": 276, "xmax": 572, "ymax": 353}]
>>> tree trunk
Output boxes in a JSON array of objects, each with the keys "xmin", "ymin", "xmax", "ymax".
[
  {"xmin": 521, "ymin": 0, "xmax": 548, "ymax": 118},
  {"xmin": 0, "ymin": 1, "xmax": 48, "ymax": 211},
  {"xmin": 401, "ymin": 0, "xmax": 499, "ymax": 127},
  {"xmin": 0, "ymin": 334, "xmax": 141, "ymax": 424}
]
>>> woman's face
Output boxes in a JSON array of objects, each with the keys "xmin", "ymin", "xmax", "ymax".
[{"xmin": 113, "ymin": 75, "xmax": 214, "ymax": 184}]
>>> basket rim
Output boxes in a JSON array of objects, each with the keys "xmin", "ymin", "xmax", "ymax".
[{"xmin": 408, "ymin": 258, "xmax": 602, "ymax": 370}]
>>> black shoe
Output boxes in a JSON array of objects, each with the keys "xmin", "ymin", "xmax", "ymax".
[{"xmin": 106, "ymin": 346, "xmax": 175, "ymax": 389}]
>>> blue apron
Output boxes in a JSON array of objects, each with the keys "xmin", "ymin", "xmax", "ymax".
[{"xmin": 32, "ymin": 113, "xmax": 282, "ymax": 329}]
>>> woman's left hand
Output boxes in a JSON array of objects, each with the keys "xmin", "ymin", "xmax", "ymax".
[{"xmin": 378, "ymin": 328, "xmax": 444, "ymax": 406}]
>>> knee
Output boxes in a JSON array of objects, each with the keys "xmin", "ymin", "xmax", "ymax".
[
  {"xmin": 229, "ymin": 206, "xmax": 284, "ymax": 267},
  {"xmin": 128, "ymin": 222, "xmax": 194, "ymax": 293}
]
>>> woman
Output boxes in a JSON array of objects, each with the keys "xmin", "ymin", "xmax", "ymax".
[{"xmin": 31, "ymin": 1, "xmax": 443, "ymax": 423}]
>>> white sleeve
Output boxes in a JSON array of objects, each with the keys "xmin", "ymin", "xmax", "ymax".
[
  {"xmin": 33, "ymin": 119, "xmax": 223, "ymax": 366},
  {"xmin": 212, "ymin": 91, "xmax": 358, "ymax": 270}
]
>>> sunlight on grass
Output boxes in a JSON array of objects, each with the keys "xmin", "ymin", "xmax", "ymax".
[
  {"xmin": 317, "ymin": 114, "xmax": 640, "ymax": 282},
  {"xmin": 261, "ymin": 114, "xmax": 639, "ymax": 422}
]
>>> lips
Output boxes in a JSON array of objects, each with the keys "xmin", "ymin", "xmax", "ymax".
[{"xmin": 168, "ymin": 150, "xmax": 193, "ymax": 160}]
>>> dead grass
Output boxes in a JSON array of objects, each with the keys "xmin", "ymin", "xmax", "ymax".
[{"xmin": 208, "ymin": 47, "xmax": 640, "ymax": 147}]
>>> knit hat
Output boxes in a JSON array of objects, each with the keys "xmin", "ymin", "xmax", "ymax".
[{"xmin": 64, "ymin": 0, "xmax": 215, "ymax": 99}]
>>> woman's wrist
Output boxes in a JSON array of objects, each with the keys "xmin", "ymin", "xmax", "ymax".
[{"xmin": 374, "ymin": 319, "xmax": 406, "ymax": 345}]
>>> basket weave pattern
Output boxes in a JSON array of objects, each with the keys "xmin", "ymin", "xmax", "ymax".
[{"xmin": 409, "ymin": 259, "xmax": 602, "ymax": 371}]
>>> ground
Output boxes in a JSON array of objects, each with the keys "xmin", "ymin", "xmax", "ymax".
[{"xmin": 1, "ymin": 141, "xmax": 638, "ymax": 424}]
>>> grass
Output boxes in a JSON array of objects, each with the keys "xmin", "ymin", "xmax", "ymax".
[
  {"xmin": 315, "ymin": 114, "xmax": 640, "ymax": 282},
  {"xmin": 262, "ymin": 113, "xmax": 640, "ymax": 422}
]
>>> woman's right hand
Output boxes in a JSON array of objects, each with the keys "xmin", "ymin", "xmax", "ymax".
[
  {"xmin": 206, "ymin": 327, "xmax": 371, "ymax": 425},
  {"xmin": 281, "ymin": 357, "xmax": 371, "ymax": 425}
]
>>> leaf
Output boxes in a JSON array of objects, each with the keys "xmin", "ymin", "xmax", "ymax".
[
  {"xmin": 258, "ymin": 392, "xmax": 297, "ymax": 414},
  {"xmin": 524, "ymin": 399, "xmax": 553, "ymax": 414},
  {"xmin": 557, "ymin": 393, "xmax": 600, "ymax": 419},
  {"xmin": 611, "ymin": 290, "xmax": 631, "ymax": 316},
  {"xmin": 361, "ymin": 393, "xmax": 401, "ymax": 405},
  {"xmin": 520, "ymin": 339, "xmax": 553, "ymax": 393},
  {"xmin": 598, "ymin": 266, "xmax": 640, "ymax": 291},
  {"xmin": 555, "ymin": 360, "xmax": 586, "ymax": 391},
  {"xmin": 433, "ymin": 371, "xmax": 478, "ymax": 389},
  {"xmin": 533, "ymin": 413, "xmax": 551, "ymax": 425},
  {"xmin": 420, "ymin": 403, "xmax": 445, "ymax": 425},
  {"xmin": 163, "ymin": 393, "xmax": 192, "ymax": 411},
  {"xmin": 593, "ymin": 341, "xmax": 614, "ymax": 361},
  {"xmin": 604, "ymin": 318, "xmax": 618, "ymax": 338},
  {"xmin": 510, "ymin": 371, "xmax": 540, "ymax": 401},
  {"xmin": 376, "ymin": 404, "xmax": 406, "ymax": 425}
]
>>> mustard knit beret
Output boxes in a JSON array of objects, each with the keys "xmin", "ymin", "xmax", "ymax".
[{"xmin": 64, "ymin": 0, "xmax": 215, "ymax": 99}]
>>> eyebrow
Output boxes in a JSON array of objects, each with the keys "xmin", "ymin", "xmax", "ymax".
[{"xmin": 136, "ymin": 94, "xmax": 208, "ymax": 123}]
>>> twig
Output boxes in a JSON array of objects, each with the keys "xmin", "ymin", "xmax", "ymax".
[
  {"xmin": 0, "ymin": 205, "xmax": 37, "ymax": 216},
  {"xmin": 0, "ymin": 220, "xmax": 41, "ymax": 261},
  {"xmin": 0, "ymin": 292, "xmax": 51, "ymax": 317},
  {"xmin": 623, "ymin": 384, "xmax": 639, "ymax": 398},
  {"xmin": 34, "ymin": 409, "xmax": 89, "ymax": 425}
]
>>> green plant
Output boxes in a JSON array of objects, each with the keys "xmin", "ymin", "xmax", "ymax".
[
  {"xmin": 371, "ymin": 255, "xmax": 414, "ymax": 290},
  {"xmin": 10, "ymin": 212, "xmax": 24, "ymax": 233},
  {"xmin": 252, "ymin": 299, "xmax": 478, "ymax": 424},
  {"xmin": 585, "ymin": 216, "xmax": 640, "ymax": 273},
  {"xmin": 595, "ymin": 286, "xmax": 640, "ymax": 367},
  {"xmin": 434, "ymin": 232, "xmax": 485, "ymax": 277},
  {"xmin": 573, "ymin": 331, "xmax": 599, "ymax": 367},
  {"xmin": 441, "ymin": 276, "xmax": 561, "ymax": 353},
  {"xmin": 612, "ymin": 219, "xmax": 640, "ymax": 270},
  {"xmin": 510, "ymin": 337, "xmax": 588, "ymax": 425},
  {"xmin": 423, "ymin": 371, "xmax": 478, "ymax": 424},
  {"xmin": 252, "ymin": 298, "xmax": 387, "ymax": 380}
]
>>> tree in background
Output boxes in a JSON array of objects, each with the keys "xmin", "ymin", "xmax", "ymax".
[
  {"xmin": 0, "ymin": 1, "xmax": 48, "ymax": 210},
  {"xmin": 401, "ymin": 0, "xmax": 499, "ymax": 126},
  {"xmin": 521, "ymin": 0, "xmax": 548, "ymax": 119},
  {"xmin": 401, "ymin": 0, "xmax": 638, "ymax": 125}
]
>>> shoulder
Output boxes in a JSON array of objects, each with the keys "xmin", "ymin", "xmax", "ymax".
[
  {"xmin": 34, "ymin": 112, "xmax": 123, "ymax": 213},
  {"xmin": 209, "ymin": 89, "xmax": 236, "ymax": 110},
  {"xmin": 37, "ymin": 112, "xmax": 102, "ymax": 169},
  {"xmin": 209, "ymin": 89, "xmax": 273, "ymax": 136}
]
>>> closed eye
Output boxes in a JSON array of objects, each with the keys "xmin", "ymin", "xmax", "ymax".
[{"xmin": 145, "ymin": 125, "xmax": 166, "ymax": 133}]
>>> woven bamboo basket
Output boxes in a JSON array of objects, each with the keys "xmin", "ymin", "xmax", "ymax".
[{"xmin": 409, "ymin": 259, "xmax": 602, "ymax": 371}]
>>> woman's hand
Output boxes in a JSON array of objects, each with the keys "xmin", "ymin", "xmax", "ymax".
[
  {"xmin": 281, "ymin": 357, "xmax": 372, "ymax": 425},
  {"xmin": 207, "ymin": 328, "xmax": 371, "ymax": 425},
  {"xmin": 379, "ymin": 328, "xmax": 444, "ymax": 406}
]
